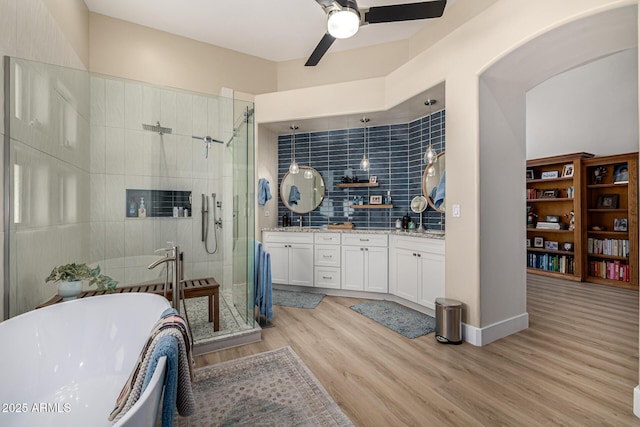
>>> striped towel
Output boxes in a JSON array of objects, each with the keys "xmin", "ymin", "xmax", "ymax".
[{"xmin": 109, "ymin": 309, "xmax": 194, "ymax": 424}]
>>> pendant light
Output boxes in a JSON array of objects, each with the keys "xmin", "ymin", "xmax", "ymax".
[
  {"xmin": 289, "ymin": 125, "xmax": 299, "ymax": 174},
  {"xmin": 423, "ymin": 99, "xmax": 437, "ymax": 165},
  {"xmin": 359, "ymin": 117, "xmax": 370, "ymax": 172}
]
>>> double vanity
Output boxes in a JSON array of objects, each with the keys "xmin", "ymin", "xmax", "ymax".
[{"xmin": 262, "ymin": 228, "xmax": 445, "ymax": 311}]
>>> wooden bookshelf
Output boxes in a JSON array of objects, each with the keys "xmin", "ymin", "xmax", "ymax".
[
  {"xmin": 526, "ymin": 153, "xmax": 594, "ymax": 281},
  {"xmin": 582, "ymin": 153, "xmax": 638, "ymax": 290}
]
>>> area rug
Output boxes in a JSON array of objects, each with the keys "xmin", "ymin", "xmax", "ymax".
[
  {"xmin": 273, "ymin": 289, "xmax": 325, "ymax": 309},
  {"xmin": 350, "ymin": 300, "xmax": 436, "ymax": 339},
  {"xmin": 174, "ymin": 346, "xmax": 353, "ymax": 426}
]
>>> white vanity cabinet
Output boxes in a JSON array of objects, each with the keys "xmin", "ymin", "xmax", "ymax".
[
  {"xmin": 263, "ymin": 232, "xmax": 314, "ymax": 287},
  {"xmin": 389, "ymin": 235, "xmax": 445, "ymax": 310},
  {"xmin": 313, "ymin": 233, "xmax": 341, "ymax": 289},
  {"xmin": 341, "ymin": 233, "xmax": 388, "ymax": 293}
]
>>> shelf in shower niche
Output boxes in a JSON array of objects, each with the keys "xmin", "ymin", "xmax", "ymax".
[
  {"xmin": 337, "ymin": 182, "xmax": 380, "ymax": 188},
  {"xmin": 126, "ymin": 189, "xmax": 192, "ymax": 218}
]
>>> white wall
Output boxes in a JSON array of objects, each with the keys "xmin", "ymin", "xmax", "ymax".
[{"xmin": 527, "ymin": 48, "xmax": 638, "ymax": 159}]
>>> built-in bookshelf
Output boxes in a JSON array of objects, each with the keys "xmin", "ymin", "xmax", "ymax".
[
  {"xmin": 582, "ymin": 153, "xmax": 638, "ymax": 290},
  {"xmin": 526, "ymin": 153, "xmax": 594, "ymax": 281}
]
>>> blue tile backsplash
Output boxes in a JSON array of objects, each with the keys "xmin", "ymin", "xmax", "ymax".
[{"xmin": 277, "ymin": 110, "xmax": 446, "ymax": 230}]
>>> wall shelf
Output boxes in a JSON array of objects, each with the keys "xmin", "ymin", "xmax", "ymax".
[
  {"xmin": 337, "ymin": 182, "xmax": 379, "ymax": 188},
  {"xmin": 350, "ymin": 204, "xmax": 393, "ymax": 209}
]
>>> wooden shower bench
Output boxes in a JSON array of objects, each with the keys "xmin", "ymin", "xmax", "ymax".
[{"xmin": 37, "ymin": 277, "xmax": 220, "ymax": 332}]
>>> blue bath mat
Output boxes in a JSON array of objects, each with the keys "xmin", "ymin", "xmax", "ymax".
[
  {"xmin": 350, "ymin": 300, "xmax": 436, "ymax": 339},
  {"xmin": 272, "ymin": 289, "xmax": 325, "ymax": 309}
]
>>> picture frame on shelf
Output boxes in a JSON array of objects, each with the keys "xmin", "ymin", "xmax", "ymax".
[
  {"xmin": 540, "ymin": 189, "xmax": 559, "ymax": 199},
  {"xmin": 614, "ymin": 218, "xmax": 628, "ymax": 232},
  {"xmin": 562, "ymin": 242, "xmax": 574, "ymax": 252},
  {"xmin": 533, "ymin": 237, "xmax": 544, "ymax": 248},
  {"xmin": 613, "ymin": 163, "xmax": 629, "ymax": 184},
  {"xmin": 596, "ymin": 194, "xmax": 619, "ymax": 209},
  {"xmin": 526, "ymin": 169, "xmax": 534, "ymax": 180},
  {"xmin": 544, "ymin": 241, "xmax": 559, "ymax": 251},
  {"xmin": 369, "ymin": 176, "xmax": 378, "ymax": 184},
  {"xmin": 561, "ymin": 164, "xmax": 574, "ymax": 178},
  {"xmin": 541, "ymin": 171, "xmax": 559, "ymax": 179},
  {"xmin": 369, "ymin": 195, "xmax": 382, "ymax": 205},
  {"xmin": 526, "ymin": 239, "xmax": 531, "ymax": 247}
]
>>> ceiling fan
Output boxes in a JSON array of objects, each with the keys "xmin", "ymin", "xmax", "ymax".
[{"xmin": 306, "ymin": 0, "xmax": 448, "ymax": 66}]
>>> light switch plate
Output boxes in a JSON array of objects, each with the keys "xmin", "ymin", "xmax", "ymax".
[{"xmin": 452, "ymin": 204, "xmax": 461, "ymax": 218}]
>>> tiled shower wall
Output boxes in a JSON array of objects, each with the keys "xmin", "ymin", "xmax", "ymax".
[
  {"xmin": 89, "ymin": 75, "xmax": 235, "ymax": 288},
  {"xmin": 277, "ymin": 110, "xmax": 446, "ymax": 230}
]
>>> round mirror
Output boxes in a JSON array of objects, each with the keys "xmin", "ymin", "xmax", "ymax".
[
  {"xmin": 422, "ymin": 151, "xmax": 446, "ymax": 213},
  {"xmin": 411, "ymin": 195, "xmax": 428, "ymax": 213},
  {"xmin": 280, "ymin": 166, "xmax": 326, "ymax": 214}
]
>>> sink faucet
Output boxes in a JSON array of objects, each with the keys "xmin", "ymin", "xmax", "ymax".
[
  {"xmin": 148, "ymin": 245, "xmax": 183, "ymax": 314},
  {"xmin": 297, "ymin": 216, "xmax": 303, "ymax": 227}
]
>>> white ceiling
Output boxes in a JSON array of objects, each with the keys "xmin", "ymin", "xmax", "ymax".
[{"xmin": 83, "ymin": 0, "xmax": 453, "ymax": 62}]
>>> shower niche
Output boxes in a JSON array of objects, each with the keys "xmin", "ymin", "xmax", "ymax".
[{"xmin": 126, "ymin": 189, "xmax": 192, "ymax": 218}]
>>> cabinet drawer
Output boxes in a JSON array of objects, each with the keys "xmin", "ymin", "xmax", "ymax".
[
  {"xmin": 314, "ymin": 245, "xmax": 341, "ymax": 267},
  {"xmin": 314, "ymin": 232, "xmax": 341, "ymax": 245},
  {"xmin": 342, "ymin": 233, "xmax": 388, "ymax": 247},
  {"xmin": 314, "ymin": 267, "xmax": 341, "ymax": 289},
  {"xmin": 392, "ymin": 235, "xmax": 444, "ymax": 255},
  {"xmin": 263, "ymin": 231, "xmax": 314, "ymax": 244}
]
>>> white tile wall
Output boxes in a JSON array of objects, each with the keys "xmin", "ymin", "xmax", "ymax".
[
  {"xmin": 105, "ymin": 79, "xmax": 124, "ymax": 128},
  {"xmin": 124, "ymin": 82, "xmax": 143, "ymax": 131},
  {"xmin": 105, "ymin": 126, "xmax": 125, "ymax": 175}
]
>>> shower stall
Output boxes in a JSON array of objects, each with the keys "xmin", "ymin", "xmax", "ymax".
[{"xmin": 3, "ymin": 57, "xmax": 256, "ymax": 348}]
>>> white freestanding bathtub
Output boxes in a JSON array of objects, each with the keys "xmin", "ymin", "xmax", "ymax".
[{"xmin": 0, "ymin": 293, "xmax": 172, "ymax": 427}]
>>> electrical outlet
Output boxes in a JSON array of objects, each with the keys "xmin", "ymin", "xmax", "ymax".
[
  {"xmin": 264, "ymin": 210, "xmax": 270, "ymax": 217},
  {"xmin": 452, "ymin": 204, "xmax": 461, "ymax": 218}
]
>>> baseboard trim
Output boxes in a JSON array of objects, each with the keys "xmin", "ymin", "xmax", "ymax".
[
  {"xmin": 462, "ymin": 312, "xmax": 529, "ymax": 346},
  {"xmin": 633, "ymin": 386, "xmax": 640, "ymax": 418}
]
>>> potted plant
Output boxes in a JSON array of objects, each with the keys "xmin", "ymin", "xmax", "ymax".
[{"xmin": 45, "ymin": 263, "xmax": 118, "ymax": 301}]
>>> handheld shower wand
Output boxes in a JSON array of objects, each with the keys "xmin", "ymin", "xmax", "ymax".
[{"xmin": 201, "ymin": 193, "xmax": 219, "ymax": 254}]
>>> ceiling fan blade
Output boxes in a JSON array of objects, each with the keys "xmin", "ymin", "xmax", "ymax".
[
  {"xmin": 364, "ymin": 0, "xmax": 447, "ymax": 24},
  {"xmin": 305, "ymin": 33, "xmax": 336, "ymax": 66}
]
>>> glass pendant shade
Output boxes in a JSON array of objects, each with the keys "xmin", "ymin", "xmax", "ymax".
[
  {"xmin": 327, "ymin": 9, "xmax": 360, "ymax": 39},
  {"xmin": 289, "ymin": 124, "xmax": 299, "ymax": 174},
  {"xmin": 424, "ymin": 144, "xmax": 437, "ymax": 165},
  {"xmin": 360, "ymin": 154, "xmax": 370, "ymax": 172},
  {"xmin": 289, "ymin": 159, "xmax": 299, "ymax": 174}
]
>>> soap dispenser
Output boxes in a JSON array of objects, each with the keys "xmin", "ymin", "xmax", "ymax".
[
  {"xmin": 128, "ymin": 199, "xmax": 138, "ymax": 217},
  {"xmin": 138, "ymin": 197, "xmax": 146, "ymax": 218}
]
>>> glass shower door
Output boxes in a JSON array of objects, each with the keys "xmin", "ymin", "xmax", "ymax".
[{"xmin": 231, "ymin": 101, "xmax": 255, "ymax": 325}]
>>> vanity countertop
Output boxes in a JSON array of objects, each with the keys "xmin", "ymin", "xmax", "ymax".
[{"xmin": 261, "ymin": 227, "xmax": 445, "ymax": 240}]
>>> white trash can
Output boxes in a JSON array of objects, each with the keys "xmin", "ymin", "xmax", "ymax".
[{"xmin": 435, "ymin": 297, "xmax": 462, "ymax": 344}]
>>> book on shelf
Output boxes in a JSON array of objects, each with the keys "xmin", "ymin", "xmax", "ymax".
[
  {"xmin": 527, "ymin": 252, "xmax": 575, "ymax": 274},
  {"xmin": 588, "ymin": 259, "xmax": 630, "ymax": 282},
  {"xmin": 535, "ymin": 222, "xmax": 568, "ymax": 230},
  {"xmin": 587, "ymin": 238, "xmax": 630, "ymax": 257}
]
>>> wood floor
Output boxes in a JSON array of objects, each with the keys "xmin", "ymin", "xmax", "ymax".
[{"xmin": 194, "ymin": 275, "xmax": 640, "ymax": 426}]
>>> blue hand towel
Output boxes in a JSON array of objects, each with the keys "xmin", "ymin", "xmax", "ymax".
[
  {"xmin": 434, "ymin": 170, "xmax": 446, "ymax": 209},
  {"xmin": 289, "ymin": 185, "xmax": 301, "ymax": 205},
  {"xmin": 253, "ymin": 241, "xmax": 273, "ymax": 318},
  {"xmin": 143, "ymin": 335, "xmax": 178, "ymax": 427},
  {"xmin": 258, "ymin": 178, "xmax": 272, "ymax": 206}
]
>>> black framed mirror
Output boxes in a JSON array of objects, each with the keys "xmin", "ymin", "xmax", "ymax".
[
  {"xmin": 280, "ymin": 166, "xmax": 326, "ymax": 214},
  {"xmin": 422, "ymin": 151, "xmax": 446, "ymax": 213}
]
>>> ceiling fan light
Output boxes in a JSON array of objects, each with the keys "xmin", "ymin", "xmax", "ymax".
[{"xmin": 327, "ymin": 9, "xmax": 360, "ymax": 39}]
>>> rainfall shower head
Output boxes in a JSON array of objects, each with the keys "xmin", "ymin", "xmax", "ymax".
[{"xmin": 142, "ymin": 121, "xmax": 172, "ymax": 135}]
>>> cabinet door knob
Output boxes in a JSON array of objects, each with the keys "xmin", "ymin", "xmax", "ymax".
[
  {"xmin": 417, "ymin": 253, "xmax": 421, "ymax": 257},
  {"xmin": 365, "ymin": 248, "xmax": 369, "ymax": 251},
  {"xmin": 360, "ymin": 247, "xmax": 364, "ymax": 251}
]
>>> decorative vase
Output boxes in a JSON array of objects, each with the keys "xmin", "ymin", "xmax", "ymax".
[{"xmin": 58, "ymin": 280, "xmax": 82, "ymax": 301}]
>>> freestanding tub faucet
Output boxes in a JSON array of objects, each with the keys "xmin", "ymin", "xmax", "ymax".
[{"xmin": 148, "ymin": 245, "xmax": 183, "ymax": 314}]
